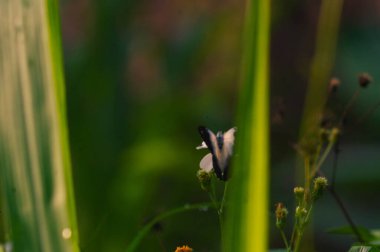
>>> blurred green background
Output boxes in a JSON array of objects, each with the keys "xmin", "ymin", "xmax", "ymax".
[{"xmin": 59, "ymin": 0, "xmax": 380, "ymax": 251}]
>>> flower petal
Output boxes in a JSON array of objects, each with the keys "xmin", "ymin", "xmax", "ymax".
[
  {"xmin": 196, "ymin": 141, "xmax": 208, "ymax": 150},
  {"xmin": 200, "ymin": 153, "xmax": 213, "ymax": 172}
]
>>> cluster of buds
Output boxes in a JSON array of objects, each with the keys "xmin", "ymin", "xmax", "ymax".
[{"xmin": 196, "ymin": 170, "xmax": 212, "ymax": 191}]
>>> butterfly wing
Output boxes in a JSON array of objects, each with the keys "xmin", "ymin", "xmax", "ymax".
[
  {"xmin": 198, "ymin": 126, "xmax": 225, "ymax": 179},
  {"xmin": 223, "ymin": 127, "xmax": 236, "ymax": 156},
  {"xmin": 199, "ymin": 126, "xmax": 236, "ymax": 180},
  {"xmin": 198, "ymin": 126, "xmax": 218, "ymax": 155},
  {"xmin": 216, "ymin": 127, "xmax": 237, "ymax": 180}
]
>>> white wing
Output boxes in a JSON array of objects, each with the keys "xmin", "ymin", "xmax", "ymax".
[
  {"xmin": 199, "ymin": 153, "xmax": 213, "ymax": 172},
  {"xmin": 223, "ymin": 127, "xmax": 236, "ymax": 156}
]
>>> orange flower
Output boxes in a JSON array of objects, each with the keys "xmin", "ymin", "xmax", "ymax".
[{"xmin": 175, "ymin": 245, "xmax": 193, "ymax": 252}]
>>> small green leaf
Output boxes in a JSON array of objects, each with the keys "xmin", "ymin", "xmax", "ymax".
[
  {"xmin": 269, "ymin": 249, "xmax": 288, "ymax": 252},
  {"xmin": 370, "ymin": 230, "xmax": 380, "ymax": 241},
  {"xmin": 328, "ymin": 226, "xmax": 376, "ymax": 242}
]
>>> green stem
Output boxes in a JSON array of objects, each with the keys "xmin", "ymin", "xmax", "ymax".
[
  {"xmin": 208, "ymin": 191, "xmax": 219, "ymax": 210},
  {"xmin": 290, "ymin": 224, "xmax": 296, "ymax": 250},
  {"xmin": 125, "ymin": 202, "xmax": 213, "ymax": 252},
  {"xmin": 304, "ymin": 157, "xmax": 310, "ymax": 198},
  {"xmin": 293, "ymin": 230, "xmax": 303, "ymax": 252},
  {"xmin": 293, "ymin": 205, "xmax": 314, "ymax": 252},
  {"xmin": 219, "ymin": 182, "xmax": 229, "ymax": 214},
  {"xmin": 280, "ymin": 229, "xmax": 290, "ymax": 251},
  {"xmin": 218, "ymin": 182, "xmax": 229, "ymax": 250},
  {"xmin": 310, "ymin": 140, "xmax": 334, "ymax": 177}
]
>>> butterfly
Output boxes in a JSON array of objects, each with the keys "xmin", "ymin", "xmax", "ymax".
[{"xmin": 196, "ymin": 126, "xmax": 237, "ymax": 181}]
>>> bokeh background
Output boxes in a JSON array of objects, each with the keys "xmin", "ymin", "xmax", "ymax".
[{"xmin": 59, "ymin": 0, "xmax": 380, "ymax": 251}]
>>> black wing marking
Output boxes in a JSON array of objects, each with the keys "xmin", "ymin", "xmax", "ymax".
[
  {"xmin": 198, "ymin": 126, "xmax": 216, "ymax": 155},
  {"xmin": 198, "ymin": 126, "xmax": 226, "ymax": 180}
]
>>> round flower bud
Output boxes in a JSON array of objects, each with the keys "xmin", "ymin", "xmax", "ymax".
[
  {"xmin": 312, "ymin": 176, "xmax": 328, "ymax": 201},
  {"xmin": 358, "ymin": 73, "xmax": 372, "ymax": 88}
]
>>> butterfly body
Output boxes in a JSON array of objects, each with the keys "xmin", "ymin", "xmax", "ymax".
[{"xmin": 197, "ymin": 126, "xmax": 236, "ymax": 180}]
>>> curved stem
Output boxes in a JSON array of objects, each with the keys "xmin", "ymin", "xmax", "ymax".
[{"xmin": 125, "ymin": 202, "xmax": 214, "ymax": 252}]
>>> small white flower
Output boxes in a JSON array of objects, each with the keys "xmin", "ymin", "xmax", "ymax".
[
  {"xmin": 199, "ymin": 153, "xmax": 213, "ymax": 173},
  {"xmin": 195, "ymin": 141, "xmax": 208, "ymax": 150}
]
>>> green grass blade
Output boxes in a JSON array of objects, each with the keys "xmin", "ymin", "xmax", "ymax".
[
  {"xmin": 299, "ymin": 0, "xmax": 344, "ymax": 138},
  {"xmin": 225, "ymin": 0, "xmax": 270, "ymax": 251},
  {"xmin": 0, "ymin": 0, "xmax": 79, "ymax": 251}
]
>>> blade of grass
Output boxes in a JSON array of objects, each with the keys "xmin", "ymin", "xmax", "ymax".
[
  {"xmin": 224, "ymin": 0, "xmax": 270, "ymax": 251},
  {"xmin": 0, "ymin": 0, "xmax": 79, "ymax": 251},
  {"xmin": 299, "ymin": 0, "xmax": 344, "ymax": 139},
  {"xmin": 296, "ymin": 0, "xmax": 344, "ymax": 250}
]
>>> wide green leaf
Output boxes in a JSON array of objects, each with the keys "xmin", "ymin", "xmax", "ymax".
[
  {"xmin": 224, "ymin": 0, "xmax": 270, "ymax": 251},
  {"xmin": 0, "ymin": 0, "xmax": 79, "ymax": 251}
]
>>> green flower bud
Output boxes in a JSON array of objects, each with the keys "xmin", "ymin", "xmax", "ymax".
[
  {"xmin": 295, "ymin": 206, "xmax": 307, "ymax": 218},
  {"xmin": 294, "ymin": 187, "xmax": 305, "ymax": 205},
  {"xmin": 197, "ymin": 170, "xmax": 212, "ymax": 191},
  {"xmin": 312, "ymin": 176, "xmax": 328, "ymax": 201}
]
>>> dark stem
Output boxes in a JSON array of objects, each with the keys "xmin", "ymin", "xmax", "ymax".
[
  {"xmin": 328, "ymin": 188, "xmax": 364, "ymax": 243},
  {"xmin": 339, "ymin": 89, "xmax": 360, "ymax": 127},
  {"xmin": 330, "ymin": 137, "xmax": 340, "ymax": 189},
  {"xmin": 328, "ymin": 141, "xmax": 364, "ymax": 243}
]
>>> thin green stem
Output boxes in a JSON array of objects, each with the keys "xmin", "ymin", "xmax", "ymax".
[
  {"xmin": 310, "ymin": 140, "xmax": 334, "ymax": 177},
  {"xmin": 293, "ymin": 204, "xmax": 314, "ymax": 252},
  {"xmin": 218, "ymin": 182, "xmax": 229, "ymax": 250},
  {"xmin": 290, "ymin": 224, "xmax": 296, "ymax": 250},
  {"xmin": 293, "ymin": 230, "xmax": 302, "ymax": 252},
  {"xmin": 279, "ymin": 229, "xmax": 290, "ymax": 251},
  {"xmin": 304, "ymin": 157, "xmax": 310, "ymax": 198},
  {"xmin": 312, "ymin": 142, "xmax": 322, "ymax": 170},
  {"xmin": 125, "ymin": 202, "xmax": 213, "ymax": 252},
  {"xmin": 218, "ymin": 210, "xmax": 224, "ymax": 249},
  {"xmin": 219, "ymin": 182, "xmax": 229, "ymax": 214},
  {"xmin": 304, "ymin": 205, "xmax": 313, "ymax": 225},
  {"xmin": 208, "ymin": 191, "xmax": 219, "ymax": 210}
]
